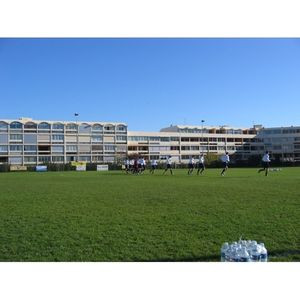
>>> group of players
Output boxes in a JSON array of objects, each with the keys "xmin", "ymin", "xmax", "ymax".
[{"xmin": 124, "ymin": 151, "xmax": 272, "ymax": 176}]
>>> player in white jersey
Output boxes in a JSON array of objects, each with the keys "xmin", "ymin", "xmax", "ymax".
[
  {"xmin": 220, "ymin": 152, "xmax": 230, "ymax": 176},
  {"xmin": 125, "ymin": 158, "xmax": 130, "ymax": 174},
  {"xmin": 258, "ymin": 151, "xmax": 271, "ymax": 176},
  {"xmin": 163, "ymin": 156, "xmax": 173, "ymax": 175},
  {"xmin": 141, "ymin": 158, "xmax": 146, "ymax": 173},
  {"xmin": 197, "ymin": 154, "xmax": 205, "ymax": 175},
  {"xmin": 150, "ymin": 159, "xmax": 158, "ymax": 174},
  {"xmin": 137, "ymin": 157, "xmax": 143, "ymax": 173},
  {"xmin": 129, "ymin": 159, "xmax": 135, "ymax": 173},
  {"xmin": 187, "ymin": 157, "xmax": 195, "ymax": 175}
]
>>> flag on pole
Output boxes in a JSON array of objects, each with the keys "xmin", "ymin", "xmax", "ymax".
[{"xmin": 74, "ymin": 113, "xmax": 79, "ymax": 117}]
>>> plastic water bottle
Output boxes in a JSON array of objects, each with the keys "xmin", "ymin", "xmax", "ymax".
[
  {"xmin": 221, "ymin": 242, "xmax": 229, "ymax": 262},
  {"xmin": 259, "ymin": 243, "xmax": 268, "ymax": 262},
  {"xmin": 239, "ymin": 246, "xmax": 251, "ymax": 262},
  {"xmin": 250, "ymin": 244, "xmax": 261, "ymax": 262}
]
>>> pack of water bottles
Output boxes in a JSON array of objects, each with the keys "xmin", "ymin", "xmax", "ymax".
[{"xmin": 221, "ymin": 240, "xmax": 268, "ymax": 262}]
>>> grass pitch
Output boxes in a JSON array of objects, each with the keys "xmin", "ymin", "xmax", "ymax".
[{"xmin": 0, "ymin": 167, "xmax": 299, "ymax": 262}]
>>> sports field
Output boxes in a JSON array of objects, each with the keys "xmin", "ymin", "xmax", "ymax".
[{"xmin": 0, "ymin": 168, "xmax": 299, "ymax": 262}]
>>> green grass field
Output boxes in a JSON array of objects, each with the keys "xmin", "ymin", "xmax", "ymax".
[{"xmin": 0, "ymin": 167, "xmax": 299, "ymax": 262}]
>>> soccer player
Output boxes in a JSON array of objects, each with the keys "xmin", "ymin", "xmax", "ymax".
[
  {"xmin": 220, "ymin": 152, "xmax": 230, "ymax": 176},
  {"xmin": 187, "ymin": 156, "xmax": 195, "ymax": 175},
  {"xmin": 134, "ymin": 157, "xmax": 139, "ymax": 174},
  {"xmin": 258, "ymin": 151, "xmax": 271, "ymax": 176},
  {"xmin": 163, "ymin": 156, "xmax": 173, "ymax": 175},
  {"xmin": 137, "ymin": 157, "xmax": 143, "ymax": 173},
  {"xmin": 150, "ymin": 159, "xmax": 158, "ymax": 174},
  {"xmin": 197, "ymin": 153, "xmax": 205, "ymax": 175},
  {"xmin": 141, "ymin": 157, "xmax": 146, "ymax": 173},
  {"xmin": 129, "ymin": 158, "xmax": 135, "ymax": 173},
  {"xmin": 125, "ymin": 158, "xmax": 130, "ymax": 174}
]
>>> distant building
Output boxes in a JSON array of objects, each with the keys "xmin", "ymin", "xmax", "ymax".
[{"xmin": 0, "ymin": 117, "xmax": 299, "ymax": 165}]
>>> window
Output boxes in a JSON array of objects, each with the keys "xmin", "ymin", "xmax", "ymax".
[
  {"xmin": 149, "ymin": 137, "xmax": 160, "ymax": 141},
  {"xmin": 78, "ymin": 145, "xmax": 91, "ymax": 153},
  {"xmin": 91, "ymin": 135, "xmax": 103, "ymax": 142},
  {"xmin": 190, "ymin": 138, "xmax": 199, "ymax": 142},
  {"xmin": 92, "ymin": 156, "xmax": 103, "ymax": 162},
  {"xmin": 116, "ymin": 145, "xmax": 127, "ymax": 152},
  {"xmin": 0, "ymin": 145, "xmax": 8, "ymax": 152},
  {"xmin": 24, "ymin": 156, "xmax": 37, "ymax": 163},
  {"xmin": 181, "ymin": 146, "xmax": 190, "ymax": 151},
  {"xmin": 103, "ymin": 156, "xmax": 114, "ymax": 162},
  {"xmin": 170, "ymin": 137, "xmax": 179, "ymax": 142},
  {"xmin": 128, "ymin": 136, "xmax": 148, "ymax": 141},
  {"xmin": 10, "ymin": 145, "xmax": 22, "ymax": 152},
  {"xmin": 38, "ymin": 145, "xmax": 50, "ymax": 152},
  {"xmin": 66, "ymin": 145, "xmax": 77, "ymax": 152},
  {"xmin": 52, "ymin": 135, "xmax": 64, "ymax": 141},
  {"xmin": 0, "ymin": 134, "xmax": 8, "ymax": 143},
  {"xmin": 52, "ymin": 146, "xmax": 64, "ymax": 153},
  {"xmin": 116, "ymin": 125, "xmax": 126, "ymax": 131},
  {"xmin": 160, "ymin": 137, "xmax": 170, "ymax": 142},
  {"xmin": 92, "ymin": 124, "xmax": 103, "ymax": 131},
  {"xmin": 9, "ymin": 157, "xmax": 22, "ymax": 164},
  {"xmin": 38, "ymin": 122, "xmax": 51, "ymax": 130},
  {"xmin": 24, "ymin": 122, "xmax": 37, "ymax": 130},
  {"xmin": 92, "ymin": 145, "xmax": 103, "ymax": 151},
  {"xmin": 66, "ymin": 123, "xmax": 78, "ymax": 131},
  {"xmin": 24, "ymin": 145, "xmax": 37, "ymax": 152},
  {"xmin": 78, "ymin": 123, "xmax": 91, "ymax": 134},
  {"xmin": 104, "ymin": 145, "xmax": 115, "ymax": 151},
  {"xmin": 117, "ymin": 125, "xmax": 127, "ymax": 132},
  {"xmin": 104, "ymin": 125, "xmax": 114, "ymax": 131},
  {"xmin": 10, "ymin": 122, "xmax": 22, "ymax": 129},
  {"xmin": 52, "ymin": 123, "xmax": 64, "ymax": 130},
  {"xmin": 191, "ymin": 146, "xmax": 199, "ymax": 150},
  {"xmin": 24, "ymin": 134, "xmax": 37, "ymax": 144},
  {"xmin": 78, "ymin": 156, "xmax": 91, "ymax": 162},
  {"xmin": 78, "ymin": 136, "xmax": 91, "ymax": 143},
  {"xmin": 52, "ymin": 156, "xmax": 64, "ymax": 162},
  {"xmin": 10, "ymin": 134, "xmax": 23, "ymax": 141},
  {"xmin": 39, "ymin": 156, "xmax": 51, "ymax": 162},
  {"xmin": 116, "ymin": 135, "xmax": 127, "ymax": 141},
  {"xmin": 170, "ymin": 146, "xmax": 179, "ymax": 151},
  {"xmin": 0, "ymin": 122, "xmax": 8, "ymax": 131}
]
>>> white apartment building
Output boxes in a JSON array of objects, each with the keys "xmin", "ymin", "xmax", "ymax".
[
  {"xmin": 128, "ymin": 125, "xmax": 264, "ymax": 163},
  {"xmin": 0, "ymin": 118, "xmax": 127, "ymax": 165}
]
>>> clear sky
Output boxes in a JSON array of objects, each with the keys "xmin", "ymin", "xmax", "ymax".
[{"xmin": 0, "ymin": 38, "xmax": 299, "ymax": 131}]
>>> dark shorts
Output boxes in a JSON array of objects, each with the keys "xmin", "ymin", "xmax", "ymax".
[
  {"xmin": 138, "ymin": 164, "xmax": 142, "ymax": 169},
  {"xmin": 222, "ymin": 162, "xmax": 228, "ymax": 168},
  {"xmin": 151, "ymin": 165, "xmax": 156, "ymax": 169},
  {"xmin": 262, "ymin": 161, "xmax": 270, "ymax": 168},
  {"xmin": 188, "ymin": 163, "xmax": 194, "ymax": 169},
  {"xmin": 166, "ymin": 164, "xmax": 172, "ymax": 169},
  {"xmin": 198, "ymin": 163, "xmax": 205, "ymax": 169}
]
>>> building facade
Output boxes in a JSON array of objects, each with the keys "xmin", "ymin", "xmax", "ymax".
[
  {"xmin": 128, "ymin": 125, "xmax": 264, "ymax": 163},
  {"xmin": 256, "ymin": 126, "xmax": 300, "ymax": 162},
  {"xmin": 0, "ymin": 118, "xmax": 127, "ymax": 165},
  {"xmin": 0, "ymin": 117, "xmax": 300, "ymax": 165}
]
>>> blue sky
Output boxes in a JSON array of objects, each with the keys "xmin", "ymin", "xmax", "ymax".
[{"xmin": 0, "ymin": 38, "xmax": 299, "ymax": 131}]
